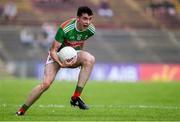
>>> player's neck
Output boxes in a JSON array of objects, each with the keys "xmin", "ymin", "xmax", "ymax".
[{"xmin": 76, "ymin": 21, "xmax": 86, "ymax": 32}]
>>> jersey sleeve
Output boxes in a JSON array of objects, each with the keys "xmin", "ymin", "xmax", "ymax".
[{"xmin": 55, "ymin": 27, "xmax": 65, "ymax": 43}]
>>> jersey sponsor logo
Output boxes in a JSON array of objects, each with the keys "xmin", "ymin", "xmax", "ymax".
[
  {"xmin": 64, "ymin": 40, "xmax": 84, "ymax": 48},
  {"xmin": 85, "ymin": 35, "xmax": 88, "ymax": 40},
  {"xmin": 77, "ymin": 34, "xmax": 82, "ymax": 40}
]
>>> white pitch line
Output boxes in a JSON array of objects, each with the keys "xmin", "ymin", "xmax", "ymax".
[
  {"xmin": 1, "ymin": 104, "xmax": 180, "ymax": 110},
  {"xmin": 38, "ymin": 104, "xmax": 65, "ymax": 108}
]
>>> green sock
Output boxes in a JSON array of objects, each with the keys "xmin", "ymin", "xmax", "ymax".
[
  {"xmin": 21, "ymin": 104, "xmax": 29, "ymax": 111},
  {"xmin": 76, "ymin": 85, "xmax": 83, "ymax": 93}
]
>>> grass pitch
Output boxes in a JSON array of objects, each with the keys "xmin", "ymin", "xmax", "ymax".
[{"xmin": 1, "ymin": 79, "xmax": 180, "ymax": 121}]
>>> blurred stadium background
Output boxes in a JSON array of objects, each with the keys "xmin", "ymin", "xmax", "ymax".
[
  {"xmin": 1, "ymin": 0, "xmax": 180, "ymax": 121},
  {"xmin": 0, "ymin": 0, "xmax": 180, "ymax": 82}
]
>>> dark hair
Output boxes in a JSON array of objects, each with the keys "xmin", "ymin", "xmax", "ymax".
[{"xmin": 77, "ymin": 6, "xmax": 93, "ymax": 16}]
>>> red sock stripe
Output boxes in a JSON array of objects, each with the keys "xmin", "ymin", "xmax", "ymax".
[
  {"xmin": 19, "ymin": 108, "xmax": 25, "ymax": 113},
  {"xmin": 73, "ymin": 91, "xmax": 80, "ymax": 97}
]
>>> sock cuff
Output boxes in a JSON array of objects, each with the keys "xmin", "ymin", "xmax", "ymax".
[
  {"xmin": 22, "ymin": 104, "xmax": 29, "ymax": 110},
  {"xmin": 76, "ymin": 85, "xmax": 83, "ymax": 93}
]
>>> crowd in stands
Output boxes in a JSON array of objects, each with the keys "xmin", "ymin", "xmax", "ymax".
[
  {"xmin": 20, "ymin": 22, "xmax": 57, "ymax": 51},
  {"xmin": 0, "ymin": 0, "xmax": 178, "ymax": 27},
  {"xmin": 146, "ymin": 0, "xmax": 177, "ymax": 16},
  {"xmin": 97, "ymin": 0, "xmax": 114, "ymax": 18},
  {"xmin": 38, "ymin": 22, "xmax": 56, "ymax": 50},
  {"xmin": 32, "ymin": 0, "xmax": 114, "ymax": 18},
  {"xmin": 20, "ymin": 27, "xmax": 34, "ymax": 48},
  {"xmin": 1, "ymin": 0, "xmax": 17, "ymax": 24},
  {"xmin": 145, "ymin": 0, "xmax": 180, "ymax": 29},
  {"xmin": 31, "ymin": 0, "xmax": 78, "ymax": 12}
]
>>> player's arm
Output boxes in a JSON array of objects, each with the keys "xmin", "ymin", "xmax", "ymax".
[
  {"xmin": 50, "ymin": 40, "xmax": 77, "ymax": 67},
  {"xmin": 49, "ymin": 40, "xmax": 63, "ymax": 67},
  {"xmin": 50, "ymin": 26, "xmax": 66, "ymax": 67}
]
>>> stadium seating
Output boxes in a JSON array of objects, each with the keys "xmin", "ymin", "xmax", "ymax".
[
  {"xmin": 0, "ymin": 26, "xmax": 48, "ymax": 77},
  {"xmin": 86, "ymin": 29, "xmax": 180, "ymax": 63},
  {"xmin": 0, "ymin": 26, "xmax": 47, "ymax": 61},
  {"xmin": 1, "ymin": 0, "xmax": 180, "ymax": 29},
  {"xmin": 1, "ymin": 26, "xmax": 180, "ymax": 63},
  {"xmin": 0, "ymin": 58, "xmax": 13, "ymax": 78},
  {"xmin": 135, "ymin": 0, "xmax": 180, "ymax": 29},
  {"xmin": 0, "ymin": 0, "xmax": 158, "ymax": 28}
]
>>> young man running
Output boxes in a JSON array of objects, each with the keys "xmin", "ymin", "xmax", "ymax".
[{"xmin": 16, "ymin": 6, "xmax": 95, "ymax": 115}]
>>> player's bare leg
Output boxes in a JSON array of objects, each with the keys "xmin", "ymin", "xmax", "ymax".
[
  {"xmin": 77, "ymin": 51, "xmax": 95, "ymax": 87},
  {"xmin": 16, "ymin": 63, "xmax": 60, "ymax": 115},
  {"xmin": 70, "ymin": 51, "xmax": 95, "ymax": 109}
]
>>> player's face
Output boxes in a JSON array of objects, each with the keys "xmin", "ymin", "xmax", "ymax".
[{"xmin": 77, "ymin": 13, "xmax": 93, "ymax": 31}]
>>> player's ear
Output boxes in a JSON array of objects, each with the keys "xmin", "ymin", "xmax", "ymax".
[{"xmin": 76, "ymin": 16, "xmax": 80, "ymax": 21}]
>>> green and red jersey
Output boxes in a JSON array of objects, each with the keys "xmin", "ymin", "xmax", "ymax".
[{"xmin": 55, "ymin": 18, "xmax": 95, "ymax": 51}]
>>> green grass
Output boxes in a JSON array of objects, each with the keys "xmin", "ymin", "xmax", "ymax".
[{"xmin": 1, "ymin": 78, "xmax": 180, "ymax": 121}]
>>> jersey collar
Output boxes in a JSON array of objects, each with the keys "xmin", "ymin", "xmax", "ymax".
[{"xmin": 75, "ymin": 20, "xmax": 88, "ymax": 32}]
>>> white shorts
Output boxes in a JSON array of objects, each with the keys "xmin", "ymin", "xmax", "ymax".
[{"xmin": 46, "ymin": 53, "xmax": 54, "ymax": 65}]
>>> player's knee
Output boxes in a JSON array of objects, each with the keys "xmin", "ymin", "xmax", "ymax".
[
  {"xmin": 90, "ymin": 55, "xmax": 96, "ymax": 64},
  {"xmin": 40, "ymin": 82, "xmax": 51, "ymax": 91},
  {"xmin": 84, "ymin": 55, "xmax": 95, "ymax": 66}
]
